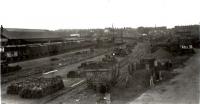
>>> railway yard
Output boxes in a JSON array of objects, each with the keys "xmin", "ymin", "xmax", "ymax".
[{"xmin": 1, "ymin": 25, "xmax": 200, "ymax": 104}]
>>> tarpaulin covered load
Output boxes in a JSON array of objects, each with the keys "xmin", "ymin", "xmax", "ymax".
[{"xmin": 7, "ymin": 76, "xmax": 64, "ymax": 98}]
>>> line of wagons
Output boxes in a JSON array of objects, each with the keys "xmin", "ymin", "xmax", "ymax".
[
  {"xmin": 1, "ymin": 41, "xmax": 94, "ymax": 74},
  {"xmin": 2, "ymin": 41, "xmax": 94, "ymax": 63}
]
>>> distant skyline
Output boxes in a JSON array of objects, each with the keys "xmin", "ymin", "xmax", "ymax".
[{"xmin": 0, "ymin": 0, "xmax": 200, "ymax": 30}]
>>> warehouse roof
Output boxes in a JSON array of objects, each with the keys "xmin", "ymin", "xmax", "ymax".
[{"xmin": 2, "ymin": 28, "xmax": 65, "ymax": 39}]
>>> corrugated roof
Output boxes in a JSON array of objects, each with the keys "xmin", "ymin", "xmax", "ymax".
[
  {"xmin": 5, "ymin": 28, "xmax": 49, "ymax": 32},
  {"xmin": 2, "ymin": 28, "xmax": 65, "ymax": 39}
]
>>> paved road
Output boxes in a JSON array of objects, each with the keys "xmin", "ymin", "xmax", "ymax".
[{"xmin": 128, "ymin": 49, "xmax": 200, "ymax": 104}]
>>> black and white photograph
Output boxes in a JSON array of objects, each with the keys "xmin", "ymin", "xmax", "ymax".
[{"xmin": 0, "ymin": 0, "xmax": 200, "ymax": 104}]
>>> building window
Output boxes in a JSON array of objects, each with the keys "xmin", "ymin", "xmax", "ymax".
[
  {"xmin": 189, "ymin": 45, "xmax": 193, "ymax": 49},
  {"xmin": 0, "ymin": 47, "xmax": 4, "ymax": 52},
  {"xmin": 6, "ymin": 52, "xmax": 12, "ymax": 57},
  {"xmin": 14, "ymin": 51, "xmax": 18, "ymax": 57}
]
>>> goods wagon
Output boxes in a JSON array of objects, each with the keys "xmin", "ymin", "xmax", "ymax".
[
  {"xmin": 7, "ymin": 76, "xmax": 64, "ymax": 98},
  {"xmin": 79, "ymin": 55, "xmax": 120, "ymax": 92}
]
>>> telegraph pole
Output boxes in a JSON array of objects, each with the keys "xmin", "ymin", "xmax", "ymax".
[
  {"xmin": 199, "ymin": 22, "xmax": 200, "ymax": 41},
  {"xmin": 1, "ymin": 25, "xmax": 3, "ymax": 36},
  {"xmin": 120, "ymin": 28, "xmax": 124, "ymax": 44},
  {"xmin": 112, "ymin": 24, "xmax": 115, "ymax": 44}
]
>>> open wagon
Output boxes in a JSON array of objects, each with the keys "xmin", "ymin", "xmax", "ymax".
[{"xmin": 82, "ymin": 63, "xmax": 120, "ymax": 93}]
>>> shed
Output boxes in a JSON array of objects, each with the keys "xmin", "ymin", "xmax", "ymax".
[
  {"xmin": 152, "ymin": 48, "xmax": 173, "ymax": 70},
  {"xmin": 153, "ymin": 48, "xmax": 173, "ymax": 61}
]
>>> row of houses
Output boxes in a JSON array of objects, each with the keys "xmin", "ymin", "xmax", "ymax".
[
  {"xmin": 173, "ymin": 25, "xmax": 199, "ymax": 38},
  {"xmin": 173, "ymin": 25, "xmax": 200, "ymax": 47}
]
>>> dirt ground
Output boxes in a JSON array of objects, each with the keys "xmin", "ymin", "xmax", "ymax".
[
  {"xmin": 0, "ymin": 49, "xmax": 106, "ymax": 104},
  {"xmin": 2, "ymin": 47, "xmax": 199, "ymax": 104},
  {"xmin": 127, "ymin": 49, "xmax": 200, "ymax": 104}
]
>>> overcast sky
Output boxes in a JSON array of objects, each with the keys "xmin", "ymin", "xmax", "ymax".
[{"xmin": 0, "ymin": 0, "xmax": 199, "ymax": 30}]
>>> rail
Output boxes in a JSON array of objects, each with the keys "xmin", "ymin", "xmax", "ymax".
[{"xmin": 39, "ymin": 79, "xmax": 87, "ymax": 104}]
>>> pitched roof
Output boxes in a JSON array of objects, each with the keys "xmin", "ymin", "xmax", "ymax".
[
  {"xmin": 152, "ymin": 48, "xmax": 172, "ymax": 59},
  {"xmin": 2, "ymin": 28, "xmax": 65, "ymax": 39}
]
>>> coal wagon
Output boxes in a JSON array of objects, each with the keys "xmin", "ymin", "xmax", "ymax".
[{"xmin": 83, "ymin": 67, "xmax": 119, "ymax": 92}]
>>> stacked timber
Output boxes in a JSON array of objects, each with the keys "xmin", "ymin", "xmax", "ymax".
[{"xmin": 7, "ymin": 76, "xmax": 64, "ymax": 98}]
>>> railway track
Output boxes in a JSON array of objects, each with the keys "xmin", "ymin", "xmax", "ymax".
[
  {"xmin": 2, "ymin": 49, "xmax": 110, "ymax": 84},
  {"xmin": 39, "ymin": 80, "xmax": 87, "ymax": 104}
]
